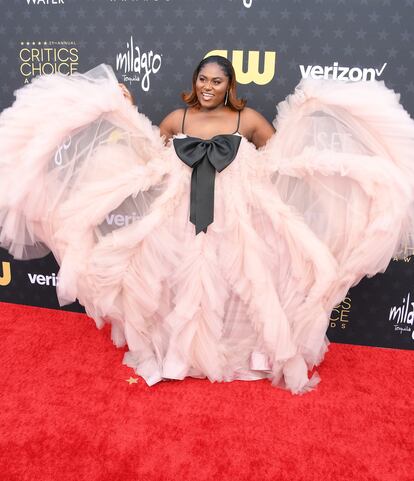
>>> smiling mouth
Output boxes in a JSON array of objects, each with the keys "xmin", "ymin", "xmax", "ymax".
[{"xmin": 201, "ymin": 92, "xmax": 214, "ymax": 100}]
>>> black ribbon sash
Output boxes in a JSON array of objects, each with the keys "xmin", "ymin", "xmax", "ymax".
[{"xmin": 173, "ymin": 134, "xmax": 241, "ymax": 234}]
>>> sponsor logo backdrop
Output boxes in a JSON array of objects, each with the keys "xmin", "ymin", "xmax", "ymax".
[{"xmin": 1, "ymin": 0, "xmax": 414, "ymax": 350}]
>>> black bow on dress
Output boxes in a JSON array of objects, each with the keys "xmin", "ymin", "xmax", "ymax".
[{"xmin": 173, "ymin": 134, "xmax": 241, "ymax": 234}]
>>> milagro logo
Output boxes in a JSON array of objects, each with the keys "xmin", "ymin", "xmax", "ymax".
[
  {"xmin": 205, "ymin": 50, "xmax": 276, "ymax": 85},
  {"xmin": 300, "ymin": 62, "xmax": 387, "ymax": 82},
  {"xmin": 116, "ymin": 36, "xmax": 162, "ymax": 92},
  {"xmin": 242, "ymin": 0, "xmax": 253, "ymax": 7},
  {"xmin": 0, "ymin": 261, "xmax": 11, "ymax": 287},
  {"xmin": 389, "ymin": 292, "xmax": 414, "ymax": 340},
  {"xmin": 26, "ymin": 0, "xmax": 65, "ymax": 5},
  {"xmin": 28, "ymin": 272, "xmax": 59, "ymax": 287},
  {"xmin": 19, "ymin": 40, "xmax": 79, "ymax": 84}
]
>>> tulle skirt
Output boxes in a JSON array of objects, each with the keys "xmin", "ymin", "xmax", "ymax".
[{"xmin": 1, "ymin": 65, "xmax": 414, "ymax": 393}]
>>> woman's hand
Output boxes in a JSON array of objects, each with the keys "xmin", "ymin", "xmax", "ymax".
[{"xmin": 119, "ymin": 83, "xmax": 135, "ymax": 105}]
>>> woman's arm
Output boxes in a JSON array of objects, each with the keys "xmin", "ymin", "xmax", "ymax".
[
  {"xmin": 241, "ymin": 107, "xmax": 276, "ymax": 148},
  {"xmin": 159, "ymin": 109, "xmax": 184, "ymax": 143}
]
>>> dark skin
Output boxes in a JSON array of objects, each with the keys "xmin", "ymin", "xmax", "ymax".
[{"xmin": 122, "ymin": 62, "xmax": 276, "ymax": 148}]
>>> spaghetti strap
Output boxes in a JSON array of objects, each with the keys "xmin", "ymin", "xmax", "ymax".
[
  {"xmin": 181, "ymin": 108, "xmax": 188, "ymax": 134},
  {"xmin": 233, "ymin": 110, "xmax": 241, "ymax": 134}
]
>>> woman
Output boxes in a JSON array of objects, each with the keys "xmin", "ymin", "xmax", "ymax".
[{"xmin": 0, "ymin": 57, "xmax": 413, "ymax": 393}]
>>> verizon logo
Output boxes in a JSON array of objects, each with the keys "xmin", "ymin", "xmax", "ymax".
[
  {"xmin": 300, "ymin": 62, "xmax": 387, "ymax": 81},
  {"xmin": 28, "ymin": 273, "xmax": 58, "ymax": 287}
]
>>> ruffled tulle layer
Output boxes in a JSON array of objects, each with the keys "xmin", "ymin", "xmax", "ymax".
[{"xmin": 1, "ymin": 65, "xmax": 414, "ymax": 394}]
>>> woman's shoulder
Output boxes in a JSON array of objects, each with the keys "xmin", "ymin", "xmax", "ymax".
[
  {"xmin": 239, "ymin": 107, "xmax": 276, "ymax": 147},
  {"xmin": 159, "ymin": 108, "xmax": 186, "ymax": 138},
  {"xmin": 240, "ymin": 106, "xmax": 267, "ymax": 121},
  {"xmin": 239, "ymin": 107, "xmax": 274, "ymax": 131},
  {"xmin": 161, "ymin": 108, "xmax": 186, "ymax": 125}
]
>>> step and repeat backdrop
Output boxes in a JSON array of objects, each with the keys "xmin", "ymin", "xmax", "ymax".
[{"xmin": 0, "ymin": 0, "xmax": 414, "ymax": 350}]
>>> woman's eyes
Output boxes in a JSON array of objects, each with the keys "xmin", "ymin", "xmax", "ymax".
[{"xmin": 199, "ymin": 78, "xmax": 221, "ymax": 85}]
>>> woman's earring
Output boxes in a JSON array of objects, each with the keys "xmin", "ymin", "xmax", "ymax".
[{"xmin": 225, "ymin": 90, "xmax": 229, "ymax": 106}]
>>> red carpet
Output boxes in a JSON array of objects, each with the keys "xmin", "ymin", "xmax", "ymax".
[{"xmin": 0, "ymin": 302, "xmax": 413, "ymax": 481}]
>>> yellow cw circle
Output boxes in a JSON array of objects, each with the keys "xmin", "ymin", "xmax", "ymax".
[
  {"xmin": 204, "ymin": 50, "xmax": 276, "ymax": 85},
  {"xmin": 0, "ymin": 261, "xmax": 11, "ymax": 287}
]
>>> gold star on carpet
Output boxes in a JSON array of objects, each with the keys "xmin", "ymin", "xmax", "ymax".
[{"xmin": 126, "ymin": 377, "xmax": 139, "ymax": 385}]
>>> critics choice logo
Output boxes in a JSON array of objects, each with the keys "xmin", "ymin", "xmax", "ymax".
[
  {"xmin": 116, "ymin": 36, "xmax": 162, "ymax": 92},
  {"xmin": 300, "ymin": 62, "xmax": 387, "ymax": 82},
  {"xmin": 393, "ymin": 255, "xmax": 413, "ymax": 263},
  {"xmin": 389, "ymin": 292, "xmax": 414, "ymax": 341},
  {"xmin": 205, "ymin": 50, "xmax": 276, "ymax": 85},
  {"xmin": 330, "ymin": 296, "xmax": 351, "ymax": 329},
  {"xmin": 0, "ymin": 261, "xmax": 11, "ymax": 287},
  {"xmin": 19, "ymin": 40, "xmax": 79, "ymax": 83}
]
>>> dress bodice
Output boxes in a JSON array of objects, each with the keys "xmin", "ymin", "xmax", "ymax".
[{"xmin": 173, "ymin": 134, "xmax": 242, "ymax": 234}]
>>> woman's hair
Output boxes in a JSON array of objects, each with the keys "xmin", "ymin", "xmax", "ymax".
[{"xmin": 182, "ymin": 55, "xmax": 246, "ymax": 111}]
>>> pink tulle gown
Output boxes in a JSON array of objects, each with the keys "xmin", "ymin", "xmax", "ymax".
[{"xmin": 1, "ymin": 65, "xmax": 414, "ymax": 393}]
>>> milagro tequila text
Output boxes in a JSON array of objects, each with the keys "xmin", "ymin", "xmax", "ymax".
[
  {"xmin": 389, "ymin": 292, "xmax": 414, "ymax": 340},
  {"xmin": 116, "ymin": 37, "xmax": 162, "ymax": 92}
]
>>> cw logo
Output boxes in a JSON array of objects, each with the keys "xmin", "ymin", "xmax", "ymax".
[
  {"xmin": 0, "ymin": 261, "xmax": 11, "ymax": 287},
  {"xmin": 205, "ymin": 50, "xmax": 276, "ymax": 85}
]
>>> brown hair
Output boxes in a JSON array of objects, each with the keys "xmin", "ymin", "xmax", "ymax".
[{"xmin": 182, "ymin": 55, "xmax": 246, "ymax": 111}]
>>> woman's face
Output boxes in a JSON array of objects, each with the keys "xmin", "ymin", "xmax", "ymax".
[{"xmin": 195, "ymin": 62, "xmax": 230, "ymax": 109}]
